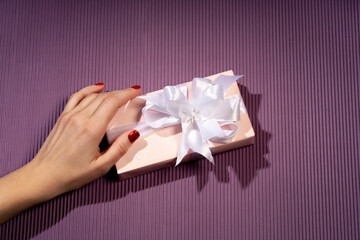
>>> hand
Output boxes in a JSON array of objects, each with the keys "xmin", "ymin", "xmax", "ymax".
[
  {"xmin": 0, "ymin": 83, "xmax": 141, "ymax": 223},
  {"xmin": 32, "ymin": 83, "xmax": 141, "ymax": 196}
]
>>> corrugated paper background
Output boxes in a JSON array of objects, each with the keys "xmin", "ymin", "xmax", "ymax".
[{"xmin": 0, "ymin": 0, "xmax": 359, "ymax": 239}]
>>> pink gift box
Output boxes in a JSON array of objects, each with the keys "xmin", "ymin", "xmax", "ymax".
[{"xmin": 106, "ymin": 70, "xmax": 255, "ymax": 180}]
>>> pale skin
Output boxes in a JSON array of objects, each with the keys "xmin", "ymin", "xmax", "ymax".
[{"xmin": 0, "ymin": 83, "xmax": 141, "ymax": 224}]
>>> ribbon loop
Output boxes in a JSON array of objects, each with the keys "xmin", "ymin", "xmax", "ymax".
[{"xmin": 138, "ymin": 74, "xmax": 244, "ymax": 165}]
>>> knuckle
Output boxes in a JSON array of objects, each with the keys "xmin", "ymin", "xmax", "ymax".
[
  {"xmin": 69, "ymin": 92, "xmax": 79, "ymax": 101},
  {"xmin": 97, "ymin": 92, "xmax": 109, "ymax": 99},
  {"xmin": 68, "ymin": 114, "xmax": 83, "ymax": 127},
  {"xmin": 97, "ymin": 92, "xmax": 111, "ymax": 102},
  {"xmin": 93, "ymin": 160, "xmax": 109, "ymax": 176},
  {"xmin": 88, "ymin": 93, "xmax": 98, "ymax": 99},
  {"xmin": 98, "ymin": 163, "xmax": 110, "ymax": 175},
  {"xmin": 104, "ymin": 95, "xmax": 119, "ymax": 107},
  {"xmin": 58, "ymin": 113, "xmax": 69, "ymax": 125},
  {"xmin": 84, "ymin": 92, "xmax": 98, "ymax": 101},
  {"xmin": 114, "ymin": 142, "xmax": 128, "ymax": 157},
  {"xmin": 81, "ymin": 121, "xmax": 98, "ymax": 136},
  {"xmin": 58, "ymin": 113, "xmax": 66, "ymax": 121}
]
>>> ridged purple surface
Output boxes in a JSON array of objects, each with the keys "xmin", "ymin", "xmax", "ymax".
[{"xmin": 0, "ymin": 0, "xmax": 359, "ymax": 239}]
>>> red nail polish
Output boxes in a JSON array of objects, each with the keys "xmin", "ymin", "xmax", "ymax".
[
  {"xmin": 95, "ymin": 82, "xmax": 104, "ymax": 86},
  {"xmin": 131, "ymin": 85, "xmax": 141, "ymax": 89},
  {"xmin": 128, "ymin": 130, "xmax": 140, "ymax": 143}
]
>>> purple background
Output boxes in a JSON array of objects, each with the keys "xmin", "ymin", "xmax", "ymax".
[{"xmin": 1, "ymin": 0, "xmax": 359, "ymax": 239}]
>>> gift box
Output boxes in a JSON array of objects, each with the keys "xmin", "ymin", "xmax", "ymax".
[{"xmin": 106, "ymin": 70, "xmax": 255, "ymax": 180}]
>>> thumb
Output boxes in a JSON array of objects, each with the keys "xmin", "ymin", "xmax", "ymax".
[{"xmin": 95, "ymin": 129, "xmax": 140, "ymax": 173}]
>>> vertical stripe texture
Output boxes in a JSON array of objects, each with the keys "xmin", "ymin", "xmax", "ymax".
[{"xmin": 0, "ymin": 0, "xmax": 359, "ymax": 239}]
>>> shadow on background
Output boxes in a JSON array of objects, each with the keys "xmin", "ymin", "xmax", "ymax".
[
  {"xmin": 0, "ymin": 84, "xmax": 271, "ymax": 239},
  {"xmin": 196, "ymin": 84, "xmax": 271, "ymax": 190}
]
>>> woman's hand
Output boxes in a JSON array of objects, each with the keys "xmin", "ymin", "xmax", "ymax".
[{"xmin": 0, "ymin": 83, "xmax": 141, "ymax": 223}]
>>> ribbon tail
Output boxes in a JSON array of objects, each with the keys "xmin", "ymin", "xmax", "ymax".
[
  {"xmin": 201, "ymin": 144, "xmax": 215, "ymax": 164},
  {"xmin": 176, "ymin": 134, "xmax": 214, "ymax": 166},
  {"xmin": 178, "ymin": 119, "xmax": 216, "ymax": 165},
  {"xmin": 175, "ymin": 131, "xmax": 189, "ymax": 166}
]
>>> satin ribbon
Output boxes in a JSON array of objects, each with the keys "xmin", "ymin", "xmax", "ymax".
[{"xmin": 136, "ymin": 74, "xmax": 245, "ymax": 166}]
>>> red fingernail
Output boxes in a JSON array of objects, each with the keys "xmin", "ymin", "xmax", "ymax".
[
  {"xmin": 95, "ymin": 82, "xmax": 104, "ymax": 86},
  {"xmin": 131, "ymin": 85, "xmax": 141, "ymax": 89},
  {"xmin": 128, "ymin": 130, "xmax": 140, "ymax": 143}
]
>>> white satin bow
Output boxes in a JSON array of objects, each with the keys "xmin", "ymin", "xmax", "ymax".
[{"xmin": 138, "ymin": 74, "xmax": 245, "ymax": 165}]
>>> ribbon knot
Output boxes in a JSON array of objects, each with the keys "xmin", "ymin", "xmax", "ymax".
[
  {"xmin": 137, "ymin": 74, "xmax": 245, "ymax": 166},
  {"xmin": 190, "ymin": 111, "xmax": 201, "ymax": 121}
]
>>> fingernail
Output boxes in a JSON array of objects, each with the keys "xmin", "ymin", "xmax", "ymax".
[
  {"xmin": 95, "ymin": 82, "xmax": 104, "ymax": 86},
  {"xmin": 131, "ymin": 85, "xmax": 141, "ymax": 89},
  {"xmin": 128, "ymin": 130, "xmax": 140, "ymax": 143}
]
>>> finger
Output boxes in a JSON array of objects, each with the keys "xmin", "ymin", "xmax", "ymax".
[
  {"xmin": 40, "ymin": 84, "xmax": 104, "ymax": 152},
  {"xmin": 94, "ymin": 129, "xmax": 140, "ymax": 173},
  {"xmin": 85, "ymin": 86, "xmax": 141, "ymax": 130},
  {"xmin": 83, "ymin": 86, "xmax": 140, "ymax": 117},
  {"xmin": 72, "ymin": 93, "xmax": 100, "ymax": 113},
  {"xmin": 63, "ymin": 83, "xmax": 105, "ymax": 112}
]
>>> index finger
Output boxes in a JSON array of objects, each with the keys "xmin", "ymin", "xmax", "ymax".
[
  {"xmin": 90, "ymin": 86, "xmax": 141, "ymax": 131},
  {"xmin": 63, "ymin": 83, "xmax": 105, "ymax": 113}
]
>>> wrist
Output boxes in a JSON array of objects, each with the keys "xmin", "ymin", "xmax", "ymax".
[
  {"xmin": 23, "ymin": 159, "xmax": 64, "ymax": 202},
  {"xmin": 0, "ymin": 161, "xmax": 49, "ymax": 223},
  {"xmin": 0, "ymin": 159, "xmax": 65, "ymax": 224},
  {"xmin": 7, "ymin": 161, "xmax": 53, "ymax": 207}
]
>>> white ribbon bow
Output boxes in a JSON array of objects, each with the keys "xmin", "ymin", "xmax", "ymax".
[{"xmin": 137, "ymin": 74, "xmax": 245, "ymax": 166}]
